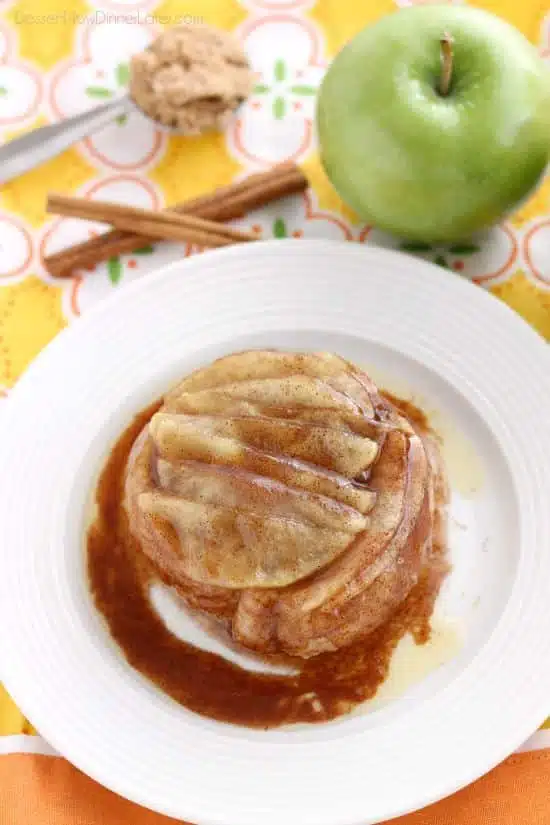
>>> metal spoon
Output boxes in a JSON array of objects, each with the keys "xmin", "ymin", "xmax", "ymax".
[{"xmin": 0, "ymin": 95, "xmax": 133, "ymax": 185}]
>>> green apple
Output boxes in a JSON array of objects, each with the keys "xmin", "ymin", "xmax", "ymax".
[{"xmin": 317, "ymin": 5, "xmax": 550, "ymax": 242}]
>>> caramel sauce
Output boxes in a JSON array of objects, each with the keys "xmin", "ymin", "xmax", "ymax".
[{"xmin": 87, "ymin": 399, "xmax": 449, "ymax": 729}]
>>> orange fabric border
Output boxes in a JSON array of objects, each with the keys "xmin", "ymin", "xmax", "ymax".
[{"xmin": 1, "ymin": 751, "xmax": 550, "ymax": 825}]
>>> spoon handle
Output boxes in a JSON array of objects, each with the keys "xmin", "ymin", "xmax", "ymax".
[{"xmin": 0, "ymin": 95, "xmax": 132, "ymax": 185}]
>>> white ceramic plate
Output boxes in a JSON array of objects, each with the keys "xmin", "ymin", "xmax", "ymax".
[{"xmin": 1, "ymin": 240, "xmax": 550, "ymax": 825}]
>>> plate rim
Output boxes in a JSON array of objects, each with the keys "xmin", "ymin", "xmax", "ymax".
[{"xmin": 1, "ymin": 239, "xmax": 550, "ymax": 825}]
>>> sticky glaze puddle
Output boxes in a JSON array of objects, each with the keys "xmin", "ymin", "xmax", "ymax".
[
  {"xmin": 87, "ymin": 384, "xmax": 459, "ymax": 729},
  {"xmin": 151, "ymin": 579, "xmax": 463, "ymax": 709}
]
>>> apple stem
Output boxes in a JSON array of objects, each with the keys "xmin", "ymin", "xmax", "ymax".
[{"xmin": 439, "ymin": 33, "xmax": 453, "ymax": 96}]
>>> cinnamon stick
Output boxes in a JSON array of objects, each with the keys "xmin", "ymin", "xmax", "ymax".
[
  {"xmin": 47, "ymin": 194, "xmax": 257, "ymax": 248},
  {"xmin": 44, "ymin": 163, "xmax": 308, "ymax": 277}
]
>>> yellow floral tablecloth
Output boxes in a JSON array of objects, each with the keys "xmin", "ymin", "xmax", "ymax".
[{"xmin": 1, "ymin": 0, "xmax": 550, "ymax": 820}]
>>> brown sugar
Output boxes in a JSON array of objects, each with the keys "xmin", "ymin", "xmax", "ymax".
[{"xmin": 129, "ymin": 24, "xmax": 253, "ymax": 134}]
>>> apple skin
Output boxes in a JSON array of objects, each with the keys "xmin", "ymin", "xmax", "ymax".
[{"xmin": 317, "ymin": 5, "xmax": 550, "ymax": 243}]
